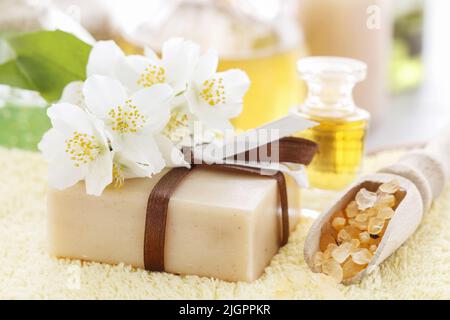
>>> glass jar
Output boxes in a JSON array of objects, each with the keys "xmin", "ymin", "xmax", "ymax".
[{"xmin": 113, "ymin": 0, "xmax": 307, "ymax": 130}]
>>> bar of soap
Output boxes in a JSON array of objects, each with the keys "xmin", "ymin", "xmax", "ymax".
[{"xmin": 47, "ymin": 167, "xmax": 301, "ymax": 282}]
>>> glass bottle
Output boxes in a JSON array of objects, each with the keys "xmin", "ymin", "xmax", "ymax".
[
  {"xmin": 294, "ymin": 56, "xmax": 370, "ymax": 190},
  {"xmin": 298, "ymin": 0, "xmax": 392, "ymax": 124},
  {"xmin": 112, "ymin": 0, "xmax": 307, "ymax": 130}
]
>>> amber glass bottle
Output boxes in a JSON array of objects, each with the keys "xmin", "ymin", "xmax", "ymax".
[{"xmin": 294, "ymin": 57, "xmax": 370, "ymax": 190}]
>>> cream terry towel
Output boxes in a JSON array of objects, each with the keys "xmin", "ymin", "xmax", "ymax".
[{"xmin": 0, "ymin": 148, "xmax": 449, "ymax": 299}]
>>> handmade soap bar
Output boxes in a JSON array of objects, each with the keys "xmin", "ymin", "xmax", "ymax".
[{"xmin": 47, "ymin": 167, "xmax": 301, "ymax": 282}]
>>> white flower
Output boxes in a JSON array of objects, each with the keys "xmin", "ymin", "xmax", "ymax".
[
  {"xmin": 57, "ymin": 37, "xmax": 249, "ymax": 156},
  {"xmin": 88, "ymin": 38, "xmax": 200, "ymax": 95},
  {"xmin": 40, "ymin": 36, "xmax": 253, "ymax": 195},
  {"xmin": 39, "ymin": 75, "xmax": 184, "ymax": 195},
  {"xmin": 38, "ymin": 103, "xmax": 113, "ymax": 196},
  {"xmin": 82, "ymin": 74, "xmax": 175, "ymax": 174},
  {"xmin": 161, "ymin": 105, "xmax": 194, "ymax": 146},
  {"xmin": 59, "ymin": 81, "xmax": 85, "ymax": 108},
  {"xmin": 86, "ymin": 39, "xmax": 125, "ymax": 79},
  {"xmin": 161, "ymin": 103, "xmax": 221, "ymax": 147},
  {"xmin": 66, "ymin": 39, "xmax": 204, "ymax": 144},
  {"xmin": 111, "ymin": 152, "xmax": 157, "ymax": 188},
  {"xmin": 84, "ymin": 39, "xmax": 240, "ymax": 145},
  {"xmin": 185, "ymin": 50, "xmax": 250, "ymax": 130}
]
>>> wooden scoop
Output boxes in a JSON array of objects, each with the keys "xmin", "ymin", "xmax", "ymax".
[{"xmin": 304, "ymin": 125, "xmax": 450, "ymax": 284}]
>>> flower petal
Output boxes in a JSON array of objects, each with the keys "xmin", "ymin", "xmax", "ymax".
[
  {"xmin": 220, "ymin": 69, "xmax": 250, "ymax": 109},
  {"xmin": 114, "ymin": 152, "xmax": 154, "ymax": 179},
  {"xmin": 130, "ymin": 84, "xmax": 173, "ymax": 131},
  {"xmin": 87, "ymin": 41, "xmax": 125, "ymax": 77},
  {"xmin": 155, "ymin": 134, "xmax": 189, "ymax": 167},
  {"xmin": 38, "ymin": 128, "xmax": 65, "ymax": 162},
  {"xmin": 85, "ymin": 151, "xmax": 113, "ymax": 196},
  {"xmin": 47, "ymin": 103, "xmax": 96, "ymax": 137},
  {"xmin": 192, "ymin": 49, "xmax": 219, "ymax": 83},
  {"xmin": 115, "ymin": 134, "xmax": 165, "ymax": 175},
  {"xmin": 48, "ymin": 158, "xmax": 86, "ymax": 190},
  {"xmin": 41, "ymin": 128, "xmax": 87, "ymax": 189},
  {"xmin": 115, "ymin": 55, "xmax": 154, "ymax": 93},
  {"xmin": 186, "ymin": 68, "xmax": 250, "ymax": 129},
  {"xmin": 185, "ymin": 88, "xmax": 235, "ymax": 131},
  {"xmin": 83, "ymin": 75, "xmax": 127, "ymax": 118},
  {"xmin": 59, "ymin": 81, "xmax": 85, "ymax": 107},
  {"xmin": 162, "ymin": 38, "xmax": 200, "ymax": 94}
]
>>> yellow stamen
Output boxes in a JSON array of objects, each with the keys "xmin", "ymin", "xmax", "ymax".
[
  {"xmin": 112, "ymin": 163, "xmax": 125, "ymax": 188},
  {"xmin": 164, "ymin": 110, "xmax": 188, "ymax": 134},
  {"xmin": 200, "ymin": 77, "xmax": 226, "ymax": 106},
  {"xmin": 108, "ymin": 99, "xmax": 146, "ymax": 134},
  {"xmin": 137, "ymin": 64, "xmax": 166, "ymax": 88},
  {"xmin": 163, "ymin": 110, "xmax": 190, "ymax": 143},
  {"xmin": 65, "ymin": 131, "xmax": 101, "ymax": 167}
]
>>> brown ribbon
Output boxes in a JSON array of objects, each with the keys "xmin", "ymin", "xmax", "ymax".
[{"xmin": 144, "ymin": 137, "xmax": 318, "ymax": 272}]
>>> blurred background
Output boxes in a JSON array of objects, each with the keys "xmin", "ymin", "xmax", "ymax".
[{"xmin": 0, "ymin": 0, "xmax": 449, "ymax": 152}]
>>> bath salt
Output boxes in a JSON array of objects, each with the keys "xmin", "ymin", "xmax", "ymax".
[
  {"xmin": 331, "ymin": 242, "xmax": 353, "ymax": 263},
  {"xmin": 351, "ymin": 248, "xmax": 372, "ymax": 265},
  {"xmin": 337, "ymin": 229, "xmax": 352, "ymax": 243},
  {"xmin": 350, "ymin": 238, "xmax": 360, "ymax": 250},
  {"xmin": 355, "ymin": 188, "xmax": 377, "ymax": 210},
  {"xmin": 359, "ymin": 231, "xmax": 371, "ymax": 244},
  {"xmin": 323, "ymin": 243, "xmax": 338, "ymax": 260},
  {"xmin": 345, "ymin": 200, "xmax": 359, "ymax": 218},
  {"xmin": 342, "ymin": 259, "xmax": 366, "ymax": 279},
  {"xmin": 313, "ymin": 179, "xmax": 404, "ymax": 283},
  {"xmin": 368, "ymin": 217, "xmax": 385, "ymax": 235},
  {"xmin": 332, "ymin": 217, "xmax": 346, "ymax": 231},
  {"xmin": 377, "ymin": 207, "xmax": 395, "ymax": 220},
  {"xmin": 322, "ymin": 259, "xmax": 343, "ymax": 283},
  {"xmin": 376, "ymin": 193, "xmax": 396, "ymax": 208},
  {"xmin": 379, "ymin": 179, "xmax": 400, "ymax": 194}
]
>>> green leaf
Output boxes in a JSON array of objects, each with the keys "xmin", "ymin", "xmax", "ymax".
[
  {"xmin": 0, "ymin": 60, "xmax": 37, "ymax": 90},
  {"xmin": 0, "ymin": 30, "xmax": 92, "ymax": 102}
]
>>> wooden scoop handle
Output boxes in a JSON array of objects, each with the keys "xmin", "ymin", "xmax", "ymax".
[
  {"xmin": 424, "ymin": 124, "xmax": 450, "ymax": 178},
  {"xmin": 380, "ymin": 124, "xmax": 450, "ymax": 210}
]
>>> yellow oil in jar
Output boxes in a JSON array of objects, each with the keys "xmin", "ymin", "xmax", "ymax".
[
  {"xmin": 113, "ymin": 34, "xmax": 144, "ymax": 55},
  {"xmin": 296, "ymin": 113, "xmax": 368, "ymax": 190},
  {"xmin": 295, "ymin": 56, "xmax": 370, "ymax": 191},
  {"xmin": 115, "ymin": 35, "xmax": 144, "ymax": 55},
  {"xmin": 219, "ymin": 48, "xmax": 306, "ymax": 131}
]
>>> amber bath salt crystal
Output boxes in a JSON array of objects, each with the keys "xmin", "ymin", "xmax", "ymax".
[{"xmin": 48, "ymin": 168, "xmax": 303, "ymax": 282}]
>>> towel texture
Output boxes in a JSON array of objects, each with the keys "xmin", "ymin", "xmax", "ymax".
[{"xmin": 0, "ymin": 147, "xmax": 449, "ymax": 299}]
